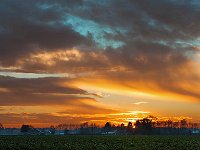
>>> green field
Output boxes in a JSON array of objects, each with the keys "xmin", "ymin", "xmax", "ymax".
[{"xmin": 0, "ymin": 135, "xmax": 199, "ymax": 150}]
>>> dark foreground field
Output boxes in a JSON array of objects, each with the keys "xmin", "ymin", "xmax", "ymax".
[{"xmin": 0, "ymin": 135, "xmax": 199, "ymax": 150}]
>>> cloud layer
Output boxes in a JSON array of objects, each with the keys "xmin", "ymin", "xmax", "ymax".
[{"xmin": 0, "ymin": 0, "xmax": 200, "ymax": 126}]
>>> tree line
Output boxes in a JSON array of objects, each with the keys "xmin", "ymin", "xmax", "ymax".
[{"xmin": 1, "ymin": 116, "xmax": 199, "ymax": 135}]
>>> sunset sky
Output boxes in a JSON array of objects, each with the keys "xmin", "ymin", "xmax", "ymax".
[{"xmin": 0, "ymin": 0, "xmax": 200, "ymax": 127}]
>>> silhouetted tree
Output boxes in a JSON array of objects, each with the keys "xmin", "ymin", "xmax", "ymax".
[
  {"xmin": 181, "ymin": 119, "xmax": 187, "ymax": 128},
  {"xmin": 91, "ymin": 123, "xmax": 97, "ymax": 135},
  {"xmin": 127, "ymin": 122, "xmax": 133, "ymax": 128},
  {"xmin": 172, "ymin": 122, "xmax": 179, "ymax": 128},
  {"xmin": 81, "ymin": 122, "xmax": 89, "ymax": 128},
  {"xmin": 127, "ymin": 122, "xmax": 133, "ymax": 134},
  {"xmin": 0, "ymin": 123, "xmax": 4, "ymax": 129},
  {"xmin": 167, "ymin": 120, "xmax": 173, "ymax": 128},
  {"xmin": 121, "ymin": 123, "xmax": 125, "ymax": 128},
  {"xmin": 135, "ymin": 118, "xmax": 152, "ymax": 134},
  {"xmin": 115, "ymin": 123, "xmax": 126, "ymax": 135},
  {"xmin": 49, "ymin": 125, "xmax": 55, "ymax": 135},
  {"xmin": 80, "ymin": 122, "xmax": 90, "ymax": 134},
  {"xmin": 104, "ymin": 122, "xmax": 112, "ymax": 134},
  {"xmin": 20, "ymin": 124, "xmax": 33, "ymax": 133}
]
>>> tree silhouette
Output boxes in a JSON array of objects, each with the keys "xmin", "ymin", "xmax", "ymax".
[
  {"xmin": 135, "ymin": 118, "xmax": 152, "ymax": 134},
  {"xmin": 180, "ymin": 119, "xmax": 187, "ymax": 128},
  {"xmin": 127, "ymin": 122, "xmax": 133, "ymax": 134},
  {"xmin": 20, "ymin": 124, "xmax": 33, "ymax": 133},
  {"xmin": 0, "ymin": 123, "xmax": 3, "ymax": 129},
  {"xmin": 81, "ymin": 122, "xmax": 89, "ymax": 128},
  {"xmin": 166, "ymin": 120, "xmax": 173, "ymax": 128},
  {"xmin": 104, "ymin": 122, "xmax": 112, "ymax": 134},
  {"xmin": 49, "ymin": 125, "xmax": 55, "ymax": 135},
  {"xmin": 127, "ymin": 122, "xmax": 133, "ymax": 128},
  {"xmin": 121, "ymin": 123, "xmax": 125, "ymax": 128}
]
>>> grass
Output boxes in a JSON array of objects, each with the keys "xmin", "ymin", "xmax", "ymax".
[{"xmin": 0, "ymin": 135, "xmax": 199, "ymax": 150}]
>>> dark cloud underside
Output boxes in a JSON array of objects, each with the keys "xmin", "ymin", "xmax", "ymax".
[
  {"xmin": 0, "ymin": 76, "xmax": 95, "ymax": 106},
  {"xmin": 0, "ymin": 0, "xmax": 200, "ymax": 105}
]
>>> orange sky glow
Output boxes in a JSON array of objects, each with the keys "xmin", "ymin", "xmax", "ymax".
[{"xmin": 0, "ymin": 0, "xmax": 200, "ymax": 128}]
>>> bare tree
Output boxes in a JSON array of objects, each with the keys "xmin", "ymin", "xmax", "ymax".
[
  {"xmin": 0, "ymin": 123, "xmax": 3, "ymax": 129},
  {"xmin": 180, "ymin": 119, "xmax": 187, "ymax": 128}
]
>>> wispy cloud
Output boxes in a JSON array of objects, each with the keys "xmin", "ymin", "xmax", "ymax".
[{"xmin": 132, "ymin": 101, "xmax": 148, "ymax": 105}]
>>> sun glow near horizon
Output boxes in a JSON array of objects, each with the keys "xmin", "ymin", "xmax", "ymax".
[{"xmin": 0, "ymin": 0, "xmax": 200, "ymax": 128}]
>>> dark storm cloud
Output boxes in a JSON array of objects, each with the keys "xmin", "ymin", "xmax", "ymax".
[
  {"xmin": 17, "ymin": 41, "xmax": 188, "ymax": 74},
  {"xmin": 70, "ymin": 0, "xmax": 200, "ymax": 40},
  {"xmin": 0, "ymin": 76, "xmax": 97, "ymax": 106},
  {"xmin": 0, "ymin": 0, "xmax": 200, "ymax": 101},
  {"xmin": 1, "ymin": 0, "xmax": 199, "ymax": 67},
  {"xmin": 0, "ymin": 0, "xmax": 91, "ymax": 66},
  {"xmin": 0, "ymin": 76, "xmax": 85, "ymax": 94},
  {"xmin": 133, "ymin": 0, "xmax": 200, "ymax": 38}
]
